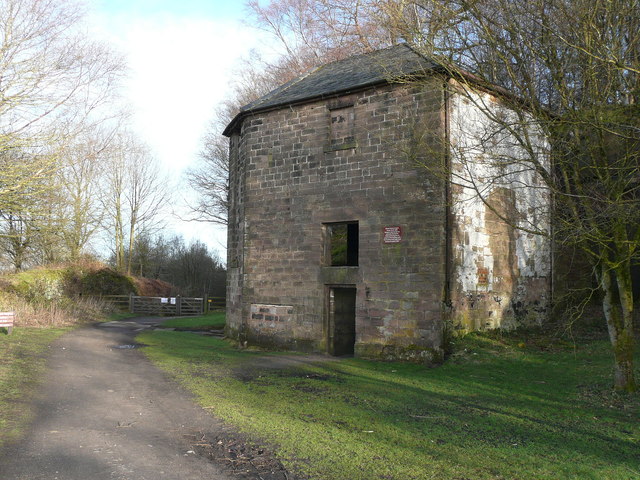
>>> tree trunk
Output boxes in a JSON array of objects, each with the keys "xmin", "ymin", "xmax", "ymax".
[
  {"xmin": 600, "ymin": 264, "xmax": 637, "ymax": 392},
  {"xmin": 114, "ymin": 203, "xmax": 125, "ymax": 272},
  {"xmin": 126, "ymin": 208, "xmax": 138, "ymax": 276},
  {"xmin": 127, "ymin": 224, "xmax": 134, "ymax": 276}
]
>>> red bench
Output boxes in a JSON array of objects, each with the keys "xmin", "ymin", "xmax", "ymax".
[{"xmin": 0, "ymin": 311, "xmax": 15, "ymax": 335}]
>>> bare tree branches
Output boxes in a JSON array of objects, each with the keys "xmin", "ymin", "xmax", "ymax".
[
  {"xmin": 185, "ymin": 126, "xmax": 229, "ymax": 225},
  {"xmin": 400, "ymin": 0, "xmax": 639, "ymax": 391},
  {"xmin": 0, "ymin": 0, "xmax": 125, "ymax": 146},
  {"xmin": 100, "ymin": 132, "xmax": 171, "ymax": 274},
  {"xmin": 232, "ymin": 0, "xmax": 638, "ymax": 390},
  {"xmin": 0, "ymin": 0, "xmax": 127, "ymax": 268}
]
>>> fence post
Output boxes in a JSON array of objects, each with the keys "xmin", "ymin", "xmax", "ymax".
[
  {"xmin": 129, "ymin": 293, "xmax": 134, "ymax": 314},
  {"xmin": 203, "ymin": 295, "xmax": 208, "ymax": 314},
  {"xmin": 176, "ymin": 295, "xmax": 181, "ymax": 316}
]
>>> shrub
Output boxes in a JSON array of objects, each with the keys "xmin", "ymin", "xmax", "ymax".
[{"xmin": 74, "ymin": 268, "xmax": 137, "ymax": 296}]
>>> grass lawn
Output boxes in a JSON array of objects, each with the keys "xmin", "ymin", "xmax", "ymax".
[
  {"xmin": 160, "ymin": 311, "xmax": 226, "ymax": 330},
  {"xmin": 0, "ymin": 327, "xmax": 69, "ymax": 447},
  {"xmin": 137, "ymin": 326, "xmax": 639, "ymax": 480}
]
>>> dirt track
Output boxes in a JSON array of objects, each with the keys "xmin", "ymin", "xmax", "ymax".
[{"xmin": 0, "ymin": 318, "xmax": 296, "ymax": 480}]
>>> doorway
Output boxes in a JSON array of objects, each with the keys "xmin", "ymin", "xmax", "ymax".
[{"xmin": 327, "ymin": 287, "xmax": 356, "ymax": 356}]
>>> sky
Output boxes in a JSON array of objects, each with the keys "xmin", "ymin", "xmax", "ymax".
[{"xmin": 87, "ymin": 0, "xmax": 268, "ymax": 260}]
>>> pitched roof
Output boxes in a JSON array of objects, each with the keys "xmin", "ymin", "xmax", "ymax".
[{"xmin": 223, "ymin": 44, "xmax": 440, "ymax": 136}]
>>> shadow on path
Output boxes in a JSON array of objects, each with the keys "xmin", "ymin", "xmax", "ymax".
[{"xmin": 0, "ymin": 317, "xmax": 298, "ymax": 480}]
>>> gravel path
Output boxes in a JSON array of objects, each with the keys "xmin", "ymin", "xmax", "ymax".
[{"xmin": 0, "ymin": 318, "xmax": 287, "ymax": 480}]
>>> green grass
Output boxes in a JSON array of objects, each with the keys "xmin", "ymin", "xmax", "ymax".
[
  {"xmin": 0, "ymin": 327, "xmax": 69, "ymax": 447},
  {"xmin": 137, "ymin": 327, "xmax": 639, "ymax": 480},
  {"xmin": 160, "ymin": 311, "xmax": 225, "ymax": 330}
]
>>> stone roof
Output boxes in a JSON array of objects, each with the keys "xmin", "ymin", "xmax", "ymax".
[{"xmin": 223, "ymin": 44, "xmax": 440, "ymax": 136}]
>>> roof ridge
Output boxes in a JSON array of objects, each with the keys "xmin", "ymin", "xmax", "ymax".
[
  {"xmin": 224, "ymin": 43, "xmax": 438, "ymax": 136},
  {"xmin": 242, "ymin": 63, "xmax": 325, "ymax": 112},
  {"xmin": 242, "ymin": 44, "xmax": 417, "ymax": 113}
]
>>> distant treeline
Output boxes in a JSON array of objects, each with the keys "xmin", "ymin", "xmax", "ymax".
[{"xmin": 117, "ymin": 234, "xmax": 226, "ymax": 299}]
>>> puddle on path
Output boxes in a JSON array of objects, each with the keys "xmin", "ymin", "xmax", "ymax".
[{"xmin": 110, "ymin": 344, "xmax": 144, "ymax": 349}]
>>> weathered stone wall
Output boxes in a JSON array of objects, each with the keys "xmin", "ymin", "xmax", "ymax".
[
  {"xmin": 226, "ymin": 132, "xmax": 246, "ymax": 341},
  {"xmin": 226, "ymin": 78, "xmax": 448, "ymax": 360},
  {"xmin": 447, "ymin": 84, "xmax": 552, "ymax": 331}
]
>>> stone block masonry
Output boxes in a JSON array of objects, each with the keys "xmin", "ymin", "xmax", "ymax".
[
  {"xmin": 226, "ymin": 78, "xmax": 449, "ymax": 361},
  {"xmin": 225, "ymin": 47, "xmax": 551, "ymax": 361}
]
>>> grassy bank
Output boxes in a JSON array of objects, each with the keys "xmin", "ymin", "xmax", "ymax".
[
  {"xmin": 0, "ymin": 327, "xmax": 70, "ymax": 447},
  {"xmin": 137, "ymin": 327, "xmax": 639, "ymax": 480}
]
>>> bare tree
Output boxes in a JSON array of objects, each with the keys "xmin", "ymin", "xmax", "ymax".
[
  {"xmin": 393, "ymin": 0, "xmax": 639, "ymax": 391},
  {"xmin": 124, "ymin": 142, "xmax": 171, "ymax": 275},
  {"xmin": 102, "ymin": 137, "xmax": 127, "ymax": 272},
  {"xmin": 0, "ymin": 147, "xmax": 56, "ymax": 270},
  {"xmin": 0, "ymin": 213, "xmax": 32, "ymax": 271},
  {"xmin": 246, "ymin": 0, "xmax": 396, "ymax": 71},
  {"xmin": 101, "ymin": 132, "xmax": 170, "ymax": 274},
  {"xmin": 0, "ymin": 0, "xmax": 124, "ymax": 152},
  {"xmin": 186, "ymin": 55, "xmax": 282, "ymax": 226},
  {"xmin": 55, "ymin": 129, "xmax": 115, "ymax": 260},
  {"xmin": 184, "ymin": 125, "xmax": 230, "ymax": 226},
  {"xmin": 0, "ymin": 0, "xmax": 125, "ymax": 267}
]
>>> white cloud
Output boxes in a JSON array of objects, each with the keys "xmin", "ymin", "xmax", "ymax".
[
  {"xmin": 92, "ymin": 12, "xmax": 258, "ymax": 171},
  {"xmin": 125, "ymin": 19, "xmax": 246, "ymax": 170},
  {"xmin": 87, "ymin": 6, "xmax": 269, "ymax": 257}
]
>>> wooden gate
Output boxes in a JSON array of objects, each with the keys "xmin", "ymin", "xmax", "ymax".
[{"xmin": 129, "ymin": 295, "xmax": 204, "ymax": 316}]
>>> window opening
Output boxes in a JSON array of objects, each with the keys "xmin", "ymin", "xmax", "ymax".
[{"xmin": 326, "ymin": 222, "xmax": 359, "ymax": 266}]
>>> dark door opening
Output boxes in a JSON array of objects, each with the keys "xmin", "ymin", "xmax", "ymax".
[{"xmin": 327, "ymin": 287, "xmax": 356, "ymax": 356}]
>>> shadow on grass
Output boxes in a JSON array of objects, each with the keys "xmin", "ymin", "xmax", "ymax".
[{"xmin": 137, "ymin": 330, "xmax": 640, "ymax": 480}]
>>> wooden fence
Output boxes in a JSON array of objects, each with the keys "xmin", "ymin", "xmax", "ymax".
[
  {"xmin": 100, "ymin": 295, "xmax": 131, "ymax": 311},
  {"xmin": 205, "ymin": 296, "xmax": 226, "ymax": 310},
  {"xmin": 96, "ymin": 295, "xmax": 226, "ymax": 316}
]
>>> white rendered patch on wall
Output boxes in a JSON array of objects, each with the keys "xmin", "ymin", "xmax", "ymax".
[{"xmin": 448, "ymin": 86, "xmax": 551, "ymax": 294}]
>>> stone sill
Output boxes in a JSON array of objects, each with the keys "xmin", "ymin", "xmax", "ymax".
[
  {"xmin": 320, "ymin": 266, "xmax": 360, "ymax": 285},
  {"xmin": 324, "ymin": 142, "xmax": 357, "ymax": 153}
]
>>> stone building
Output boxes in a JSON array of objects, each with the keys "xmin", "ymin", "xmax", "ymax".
[{"xmin": 223, "ymin": 44, "xmax": 551, "ymax": 362}]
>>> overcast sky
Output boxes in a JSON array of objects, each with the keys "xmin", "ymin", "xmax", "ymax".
[{"xmin": 87, "ymin": 0, "xmax": 268, "ymax": 259}]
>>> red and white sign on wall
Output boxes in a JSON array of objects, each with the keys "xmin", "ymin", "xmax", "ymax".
[{"xmin": 382, "ymin": 226, "xmax": 402, "ymax": 244}]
